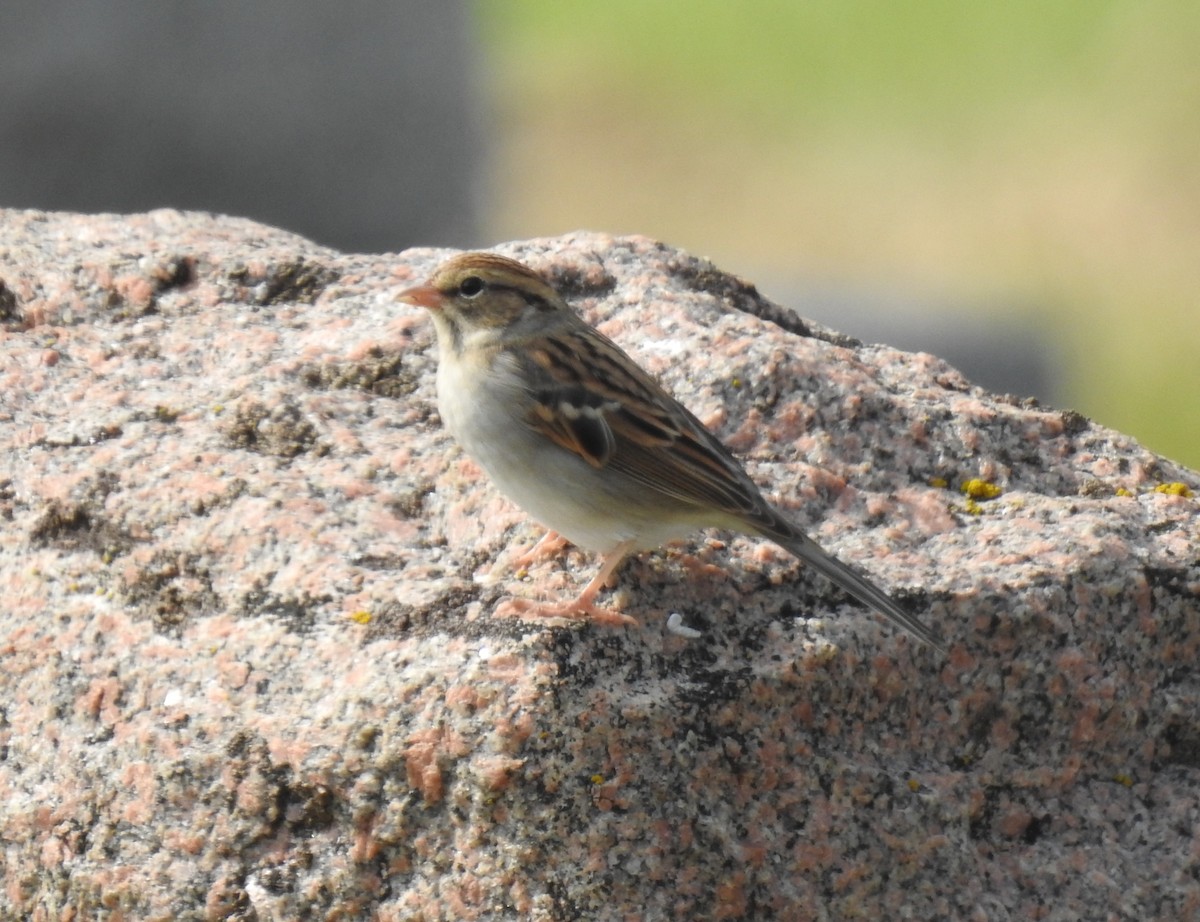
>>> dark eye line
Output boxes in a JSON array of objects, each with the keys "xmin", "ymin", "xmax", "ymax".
[
  {"xmin": 486, "ymin": 281, "xmax": 552, "ymax": 311},
  {"xmin": 454, "ymin": 276, "xmax": 556, "ymax": 312}
]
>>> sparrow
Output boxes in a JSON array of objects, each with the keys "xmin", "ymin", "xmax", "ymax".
[{"xmin": 398, "ymin": 252, "xmax": 943, "ymax": 650}]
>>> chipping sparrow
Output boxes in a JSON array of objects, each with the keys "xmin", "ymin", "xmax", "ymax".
[{"xmin": 398, "ymin": 252, "xmax": 943, "ymax": 650}]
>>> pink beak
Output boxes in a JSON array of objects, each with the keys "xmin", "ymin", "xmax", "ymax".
[{"xmin": 397, "ymin": 283, "xmax": 445, "ymax": 310}]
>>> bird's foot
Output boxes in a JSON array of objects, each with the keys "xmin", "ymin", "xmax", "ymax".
[{"xmin": 494, "ymin": 595, "xmax": 639, "ymax": 628}]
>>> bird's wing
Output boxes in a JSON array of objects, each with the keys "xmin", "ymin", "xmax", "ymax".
[{"xmin": 513, "ymin": 321, "xmax": 770, "ymax": 521}]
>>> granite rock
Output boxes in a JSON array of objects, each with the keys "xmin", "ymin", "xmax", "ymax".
[{"xmin": 1, "ymin": 209, "xmax": 1198, "ymax": 920}]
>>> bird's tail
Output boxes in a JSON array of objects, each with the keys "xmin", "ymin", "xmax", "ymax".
[{"xmin": 770, "ymin": 527, "xmax": 945, "ymax": 652}]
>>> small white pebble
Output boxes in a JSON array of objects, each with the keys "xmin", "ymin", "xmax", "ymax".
[{"xmin": 666, "ymin": 612, "xmax": 702, "ymax": 639}]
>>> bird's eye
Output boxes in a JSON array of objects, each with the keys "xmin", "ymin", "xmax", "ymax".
[{"xmin": 458, "ymin": 276, "xmax": 485, "ymax": 298}]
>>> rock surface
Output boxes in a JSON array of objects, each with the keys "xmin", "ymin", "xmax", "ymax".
[{"xmin": 1, "ymin": 209, "xmax": 1198, "ymax": 920}]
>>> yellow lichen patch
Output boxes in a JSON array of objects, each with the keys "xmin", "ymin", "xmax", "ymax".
[
  {"xmin": 1115, "ymin": 487, "xmax": 1134, "ymax": 497},
  {"xmin": 1154, "ymin": 482, "xmax": 1194, "ymax": 498},
  {"xmin": 961, "ymin": 479, "xmax": 1002, "ymax": 500},
  {"xmin": 928, "ymin": 477, "xmax": 949, "ymax": 489},
  {"xmin": 348, "ymin": 610, "xmax": 372, "ymax": 625}
]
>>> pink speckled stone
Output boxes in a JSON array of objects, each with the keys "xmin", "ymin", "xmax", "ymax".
[{"xmin": 2, "ymin": 209, "xmax": 1199, "ymax": 919}]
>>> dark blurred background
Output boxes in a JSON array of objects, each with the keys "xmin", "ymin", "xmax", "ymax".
[
  {"xmin": 3, "ymin": 1, "xmax": 1197, "ymax": 468},
  {"xmin": 0, "ymin": 1, "xmax": 483, "ymax": 251}
]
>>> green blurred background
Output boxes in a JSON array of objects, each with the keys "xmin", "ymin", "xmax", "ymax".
[{"xmin": 477, "ymin": 0, "xmax": 1200, "ymax": 469}]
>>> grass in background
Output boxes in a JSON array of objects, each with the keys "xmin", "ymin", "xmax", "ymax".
[{"xmin": 478, "ymin": 0, "xmax": 1200, "ymax": 468}]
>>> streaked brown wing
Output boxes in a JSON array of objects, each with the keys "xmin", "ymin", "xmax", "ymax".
[
  {"xmin": 527, "ymin": 385, "xmax": 618, "ymax": 468},
  {"xmin": 515, "ymin": 321, "xmax": 774, "ymax": 523}
]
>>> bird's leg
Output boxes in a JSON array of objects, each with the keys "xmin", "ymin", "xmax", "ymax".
[
  {"xmin": 495, "ymin": 539, "xmax": 639, "ymax": 627},
  {"xmin": 477, "ymin": 530, "xmax": 571, "ymax": 588},
  {"xmin": 571, "ymin": 542, "xmax": 634, "ymax": 610},
  {"xmin": 511, "ymin": 530, "xmax": 570, "ymax": 572}
]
